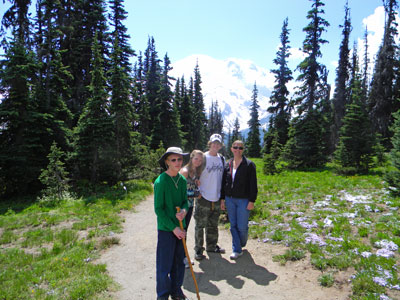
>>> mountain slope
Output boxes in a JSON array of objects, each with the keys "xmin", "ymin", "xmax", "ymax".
[{"xmin": 170, "ymin": 54, "xmax": 274, "ymax": 131}]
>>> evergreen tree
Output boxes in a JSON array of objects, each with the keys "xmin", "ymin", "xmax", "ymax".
[
  {"xmin": 73, "ymin": 32, "xmax": 113, "ymax": 186},
  {"xmin": 34, "ymin": 0, "xmax": 73, "ymax": 153},
  {"xmin": 179, "ymin": 76, "xmax": 195, "ymax": 150},
  {"xmin": 59, "ymin": 0, "xmax": 109, "ymax": 123},
  {"xmin": 334, "ymin": 71, "xmax": 374, "ymax": 174},
  {"xmin": 0, "ymin": 2, "xmax": 54, "ymax": 196},
  {"xmin": 143, "ymin": 37, "xmax": 163, "ymax": 149},
  {"xmin": 0, "ymin": 36, "xmax": 43, "ymax": 197},
  {"xmin": 1, "ymin": 0, "xmax": 32, "ymax": 45},
  {"xmin": 192, "ymin": 63, "xmax": 208, "ymax": 150},
  {"xmin": 283, "ymin": 110, "xmax": 326, "ymax": 168},
  {"xmin": 265, "ymin": 17, "xmax": 292, "ymax": 155},
  {"xmin": 108, "ymin": 0, "xmax": 136, "ymax": 179},
  {"xmin": 361, "ymin": 26, "xmax": 370, "ymax": 103},
  {"xmin": 285, "ymin": 0, "xmax": 330, "ymax": 168},
  {"xmin": 331, "ymin": 2, "xmax": 352, "ymax": 148},
  {"xmin": 208, "ymin": 100, "xmax": 224, "ymax": 137},
  {"xmin": 173, "ymin": 77, "xmax": 182, "ymax": 111},
  {"xmin": 246, "ymin": 83, "xmax": 261, "ymax": 157},
  {"xmin": 226, "ymin": 127, "xmax": 232, "ymax": 149},
  {"xmin": 385, "ymin": 109, "xmax": 400, "ymax": 195},
  {"xmin": 158, "ymin": 54, "xmax": 182, "ymax": 148},
  {"xmin": 368, "ymin": 0, "xmax": 399, "ymax": 148},
  {"xmin": 133, "ymin": 52, "xmax": 151, "ymax": 145},
  {"xmin": 231, "ymin": 117, "xmax": 242, "ymax": 144},
  {"xmin": 39, "ymin": 141, "xmax": 69, "ymax": 199}
]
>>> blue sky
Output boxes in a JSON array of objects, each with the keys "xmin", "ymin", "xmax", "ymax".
[
  {"xmin": 0, "ymin": 0, "xmax": 390, "ymax": 84},
  {"xmin": 125, "ymin": 0, "xmax": 388, "ymax": 84}
]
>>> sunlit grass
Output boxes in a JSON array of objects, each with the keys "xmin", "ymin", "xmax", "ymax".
[
  {"xmin": 250, "ymin": 158, "xmax": 400, "ymax": 299},
  {"xmin": 0, "ymin": 180, "xmax": 152, "ymax": 299}
]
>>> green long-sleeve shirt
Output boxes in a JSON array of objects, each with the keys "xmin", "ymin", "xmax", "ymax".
[{"xmin": 154, "ymin": 172, "xmax": 188, "ymax": 231}]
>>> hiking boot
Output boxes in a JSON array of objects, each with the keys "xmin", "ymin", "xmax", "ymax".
[
  {"xmin": 194, "ymin": 250, "xmax": 206, "ymax": 261},
  {"xmin": 171, "ymin": 294, "xmax": 190, "ymax": 300},
  {"xmin": 230, "ymin": 251, "xmax": 243, "ymax": 260},
  {"xmin": 183, "ymin": 257, "xmax": 194, "ymax": 268},
  {"xmin": 207, "ymin": 245, "xmax": 225, "ymax": 254}
]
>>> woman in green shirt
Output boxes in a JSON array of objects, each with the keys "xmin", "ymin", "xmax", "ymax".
[{"xmin": 154, "ymin": 147, "xmax": 190, "ymax": 300}]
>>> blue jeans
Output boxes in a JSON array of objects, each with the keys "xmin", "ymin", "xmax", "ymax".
[
  {"xmin": 156, "ymin": 230, "xmax": 185, "ymax": 298},
  {"xmin": 225, "ymin": 196, "xmax": 250, "ymax": 254}
]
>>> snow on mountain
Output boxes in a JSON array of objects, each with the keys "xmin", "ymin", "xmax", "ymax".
[{"xmin": 170, "ymin": 54, "xmax": 275, "ymax": 131}]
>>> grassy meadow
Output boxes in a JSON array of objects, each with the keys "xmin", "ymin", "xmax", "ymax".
[
  {"xmin": 0, "ymin": 180, "xmax": 153, "ymax": 300},
  {"xmin": 249, "ymin": 158, "xmax": 400, "ymax": 300}
]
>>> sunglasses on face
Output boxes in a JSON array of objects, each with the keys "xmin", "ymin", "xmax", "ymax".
[
  {"xmin": 232, "ymin": 146, "xmax": 244, "ymax": 150},
  {"xmin": 169, "ymin": 158, "xmax": 183, "ymax": 162}
]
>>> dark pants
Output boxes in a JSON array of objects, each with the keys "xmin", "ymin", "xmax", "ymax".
[{"xmin": 156, "ymin": 230, "xmax": 185, "ymax": 298}]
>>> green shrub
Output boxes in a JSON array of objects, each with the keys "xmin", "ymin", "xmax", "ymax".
[{"xmin": 318, "ymin": 273, "xmax": 334, "ymax": 287}]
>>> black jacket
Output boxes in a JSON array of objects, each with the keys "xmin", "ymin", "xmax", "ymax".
[{"xmin": 221, "ymin": 156, "xmax": 258, "ymax": 202}]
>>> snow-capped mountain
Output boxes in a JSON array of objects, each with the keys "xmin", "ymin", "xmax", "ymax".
[{"xmin": 170, "ymin": 54, "xmax": 275, "ymax": 131}]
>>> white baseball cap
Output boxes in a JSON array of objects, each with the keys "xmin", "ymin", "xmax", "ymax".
[{"xmin": 209, "ymin": 133, "xmax": 222, "ymax": 143}]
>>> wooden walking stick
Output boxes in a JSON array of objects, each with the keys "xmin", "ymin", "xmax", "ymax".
[{"xmin": 176, "ymin": 207, "xmax": 200, "ymax": 300}]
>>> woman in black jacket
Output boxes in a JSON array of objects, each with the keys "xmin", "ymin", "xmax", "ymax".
[{"xmin": 221, "ymin": 140, "xmax": 258, "ymax": 260}]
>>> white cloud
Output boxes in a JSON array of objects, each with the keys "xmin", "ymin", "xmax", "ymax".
[
  {"xmin": 359, "ymin": 6, "xmax": 385, "ymax": 65},
  {"xmin": 289, "ymin": 47, "xmax": 306, "ymax": 60},
  {"xmin": 357, "ymin": 6, "xmax": 400, "ymax": 69}
]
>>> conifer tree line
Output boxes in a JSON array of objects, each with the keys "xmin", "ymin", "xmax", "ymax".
[
  {"xmin": 0, "ymin": 0, "xmax": 224, "ymax": 198},
  {"xmin": 2, "ymin": 0, "xmax": 400, "ymax": 199},
  {"xmin": 263, "ymin": 0, "xmax": 400, "ymax": 179}
]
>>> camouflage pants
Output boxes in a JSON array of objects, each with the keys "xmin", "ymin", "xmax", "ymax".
[{"xmin": 193, "ymin": 197, "xmax": 221, "ymax": 252}]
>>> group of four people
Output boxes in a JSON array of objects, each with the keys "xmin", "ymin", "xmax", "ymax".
[{"xmin": 154, "ymin": 134, "xmax": 258, "ymax": 300}]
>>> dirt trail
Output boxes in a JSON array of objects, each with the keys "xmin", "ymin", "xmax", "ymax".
[{"xmin": 98, "ymin": 195, "xmax": 351, "ymax": 300}]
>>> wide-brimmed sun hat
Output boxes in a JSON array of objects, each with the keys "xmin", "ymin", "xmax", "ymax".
[{"xmin": 158, "ymin": 147, "xmax": 189, "ymax": 170}]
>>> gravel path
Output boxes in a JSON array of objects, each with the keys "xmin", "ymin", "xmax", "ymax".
[{"xmin": 98, "ymin": 195, "xmax": 352, "ymax": 300}]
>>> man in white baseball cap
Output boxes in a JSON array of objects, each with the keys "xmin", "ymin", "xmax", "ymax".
[{"xmin": 193, "ymin": 133, "xmax": 226, "ymax": 260}]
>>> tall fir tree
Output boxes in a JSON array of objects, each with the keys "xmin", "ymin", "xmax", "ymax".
[
  {"xmin": 192, "ymin": 63, "xmax": 208, "ymax": 150},
  {"xmin": 158, "ymin": 54, "xmax": 182, "ymax": 148},
  {"xmin": 0, "ymin": 35, "xmax": 43, "ymax": 197},
  {"xmin": 361, "ymin": 26, "xmax": 370, "ymax": 103},
  {"xmin": 108, "ymin": 0, "xmax": 137, "ymax": 179},
  {"xmin": 368, "ymin": 0, "xmax": 399, "ymax": 148},
  {"xmin": 0, "ymin": 2, "xmax": 54, "ymax": 196},
  {"xmin": 143, "ymin": 37, "xmax": 163, "ymax": 149},
  {"xmin": 178, "ymin": 76, "xmax": 195, "ymax": 150},
  {"xmin": 265, "ymin": 17, "xmax": 293, "ymax": 155},
  {"xmin": 60, "ymin": 0, "xmax": 109, "ymax": 124},
  {"xmin": 34, "ymin": 0, "xmax": 73, "ymax": 152},
  {"xmin": 246, "ymin": 83, "xmax": 261, "ymax": 157},
  {"xmin": 133, "ymin": 52, "xmax": 151, "ymax": 145},
  {"xmin": 285, "ymin": 0, "xmax": 330, "ymax": 168},
  {"xmin": 331, "ymin": 2, "xmax": 352, "ymax": 148},
  {"xmin": 73, "ymin": 32, "xmax": 114, "ymax": 186}
]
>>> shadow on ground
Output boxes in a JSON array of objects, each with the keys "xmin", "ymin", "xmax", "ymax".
[{"xmin": 183, "ymin": 250, "xmax": 277, "ymax": 297}]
